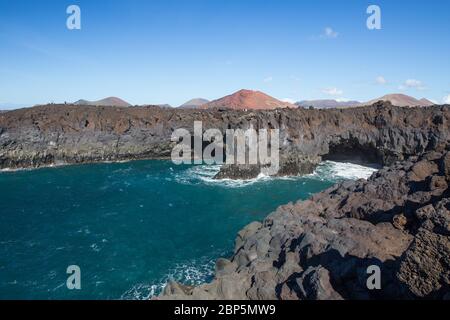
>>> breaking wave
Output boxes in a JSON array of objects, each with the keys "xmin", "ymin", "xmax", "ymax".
[
  {"xmin": 310, "ymin": 160, "xmax": 379, "ymax": 181},
  {"xmin": 174, "ymin": 165, "xmax": 275, "ymax": 188},
  {"xmin": 120, "ymin": 255, "xmax": 218, "ymax": 300},
  {"xmin": 174, "ymin": 160, "xmax": 379, "ymax": 188}
]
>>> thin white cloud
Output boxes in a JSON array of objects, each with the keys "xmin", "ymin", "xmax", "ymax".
[
  {"xmin": 375, "ymin": 76, "xmax": 387, "ymax": 85},
  {"xmin": 399, "ymin": 79, "xmax": 426, "ymax": 90},
  {"xmin": 263, "ymin": 76, "xmax": 273, "ymax": 83},
  {"xmin": 322, "ymin": 27, "xmax": 339, "ymax": 39},
  {"xmin": 322, "ymin": 87, "xmax": 343, "ymax": 96},
  {"xmin": 444, "ymin": 94, "xmax": 450, "ymax": 104}
]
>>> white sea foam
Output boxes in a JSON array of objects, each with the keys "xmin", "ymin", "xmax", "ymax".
[
  {"xmin": 174, "ymin": 165, "xmax": 300, "ymax": 188},
  {"xmin": 0, "ymin": 167, "xmax": 36, "ymax": 173},
  {"xmin": 174, "ymin": 160, "xmax": 379, "ymax": 188},
  {"xmin": 120, "ymin": 256, "xmax": 216, "ymax": 300},
  {"xmin": 174, "ymin": 165, "xmax": 250, "ymax": 187},
  {"xmin": 310, "ymin": 161, "xmax": 379, "ymax": 181},
  {"xmin": 120, "ymin": 283, "xmax": 159, "ymax": 300},
  {"xmin": 0, "ymin": 162, "xmax": 68, "ymax": 173}
]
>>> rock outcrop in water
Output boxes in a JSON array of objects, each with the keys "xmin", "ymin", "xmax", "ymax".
[
  {"xmin": 160, "ymin": 150, "xmax": 450, "ymax": 299},
  {"xmin": 0, "ymin": 102, "xmax": 448, "ymax": 178}
]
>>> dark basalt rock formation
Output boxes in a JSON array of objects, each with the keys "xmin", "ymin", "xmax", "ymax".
[
  {"xmin": 0, "ymin": 102, "xmax": 449, "ymax": 177},
  {"xmin": 159, "ymin": 150, "xmax": 450, "ymax": 300}
]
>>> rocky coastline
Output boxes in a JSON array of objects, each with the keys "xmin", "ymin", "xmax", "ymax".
[
  {"xmin": 1, "ymin": 102, "xmax": 449, "ymax": 177},
  {"xmin": 160, "ymin": 150, "xmax": 450, "ymax": 299}
]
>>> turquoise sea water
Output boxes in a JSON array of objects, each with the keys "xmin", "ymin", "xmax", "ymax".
[{"xmin": 0, "ymin": 160, "xmax": 377, "ymax": 299}]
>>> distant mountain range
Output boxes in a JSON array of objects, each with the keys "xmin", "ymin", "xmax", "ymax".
[
  {"xmin": 296, "ymin": 94, "xmax": 435, "ymax": 109},
  {"xmin": 296, "ymin": 99, "xmax": 361, "ymax": 109},
  {"xmin": 3, "ymin": 92, "xmax": 438, "ymax": 111},
  {"xmin": 74, "ymin": 97, "xmax": 131, "ymax": 107},
  {"xmin": 201, "ymin": 89, "xmax": 295, "ymax": 110},
  {"xmin": 363, "ymin": 94, "xmax": 434, "ymax": 107},
  {"xmin": 178, "ymin": 98, "xmax": 210, "ymax": 109}
]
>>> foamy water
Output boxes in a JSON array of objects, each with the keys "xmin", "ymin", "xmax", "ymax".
[
  {"xmin": 175, "ymin": 161, "xmax": 379, "ymax": 188},
  {"xmin": 120, "ymin": 255, "xmax": 218, "ymax": 300},
  {"xmin": 175, "ymin": 165, "xmax": 275, "ymax": 188},
  {"xmin": 310, "ymin": 161, "xmax": 379, "ymax": 181}
]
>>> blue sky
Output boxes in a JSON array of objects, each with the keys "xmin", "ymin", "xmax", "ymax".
[{"xmin": 0, "ymin": 0, "xmax": 449, "ymax": 108}]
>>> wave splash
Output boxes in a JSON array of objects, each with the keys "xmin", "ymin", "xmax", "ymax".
[
  {"xmin": 120, "ymin": 255, "xmax": 217, "ymax": 300},
  {"xmin": 310, "ymin": 161, "xmax": 379, "ymax": 181},
  {"xmin": 174, "ymin": 165, "xmax": 275, "ymax": 188},
  {"xmin": 174, "ymin": 160, "xmax": 379, "ymax": 188}
]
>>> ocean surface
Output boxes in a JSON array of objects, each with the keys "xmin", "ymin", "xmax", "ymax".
[{"xmin": 0, "ymin": 160, "xmax": 377, "ymax": 299}]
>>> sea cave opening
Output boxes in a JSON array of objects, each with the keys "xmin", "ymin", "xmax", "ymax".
[{"xmin": 323, "ymin": 139, "xmax": 384, "ymax": 169}]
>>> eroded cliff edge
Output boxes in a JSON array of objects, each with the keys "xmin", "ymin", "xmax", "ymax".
[
  {"xmin": 1, "ymin": 102, "xmax": 449, "ymax": 177},
  {"xmin": 160, "ymin": 150, "xmax": 450, "ymax": 299}
]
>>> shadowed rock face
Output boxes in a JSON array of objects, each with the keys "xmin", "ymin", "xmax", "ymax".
[
  {"xmin": 0, "ymin": 102, "xmax": 449, "ymax": 174},
  {"xmin": 159, "ymin": 150, "xmax": 450, "ymax": 300}
]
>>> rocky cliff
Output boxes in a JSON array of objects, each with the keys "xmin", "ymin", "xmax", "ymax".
[
  {"xmin": 0, "ymin": 102, "xmax": 449, "ymax": 175},
  {"xmin": 160, "ymin": 150, "xmax": 450, "ymax": 299}
]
